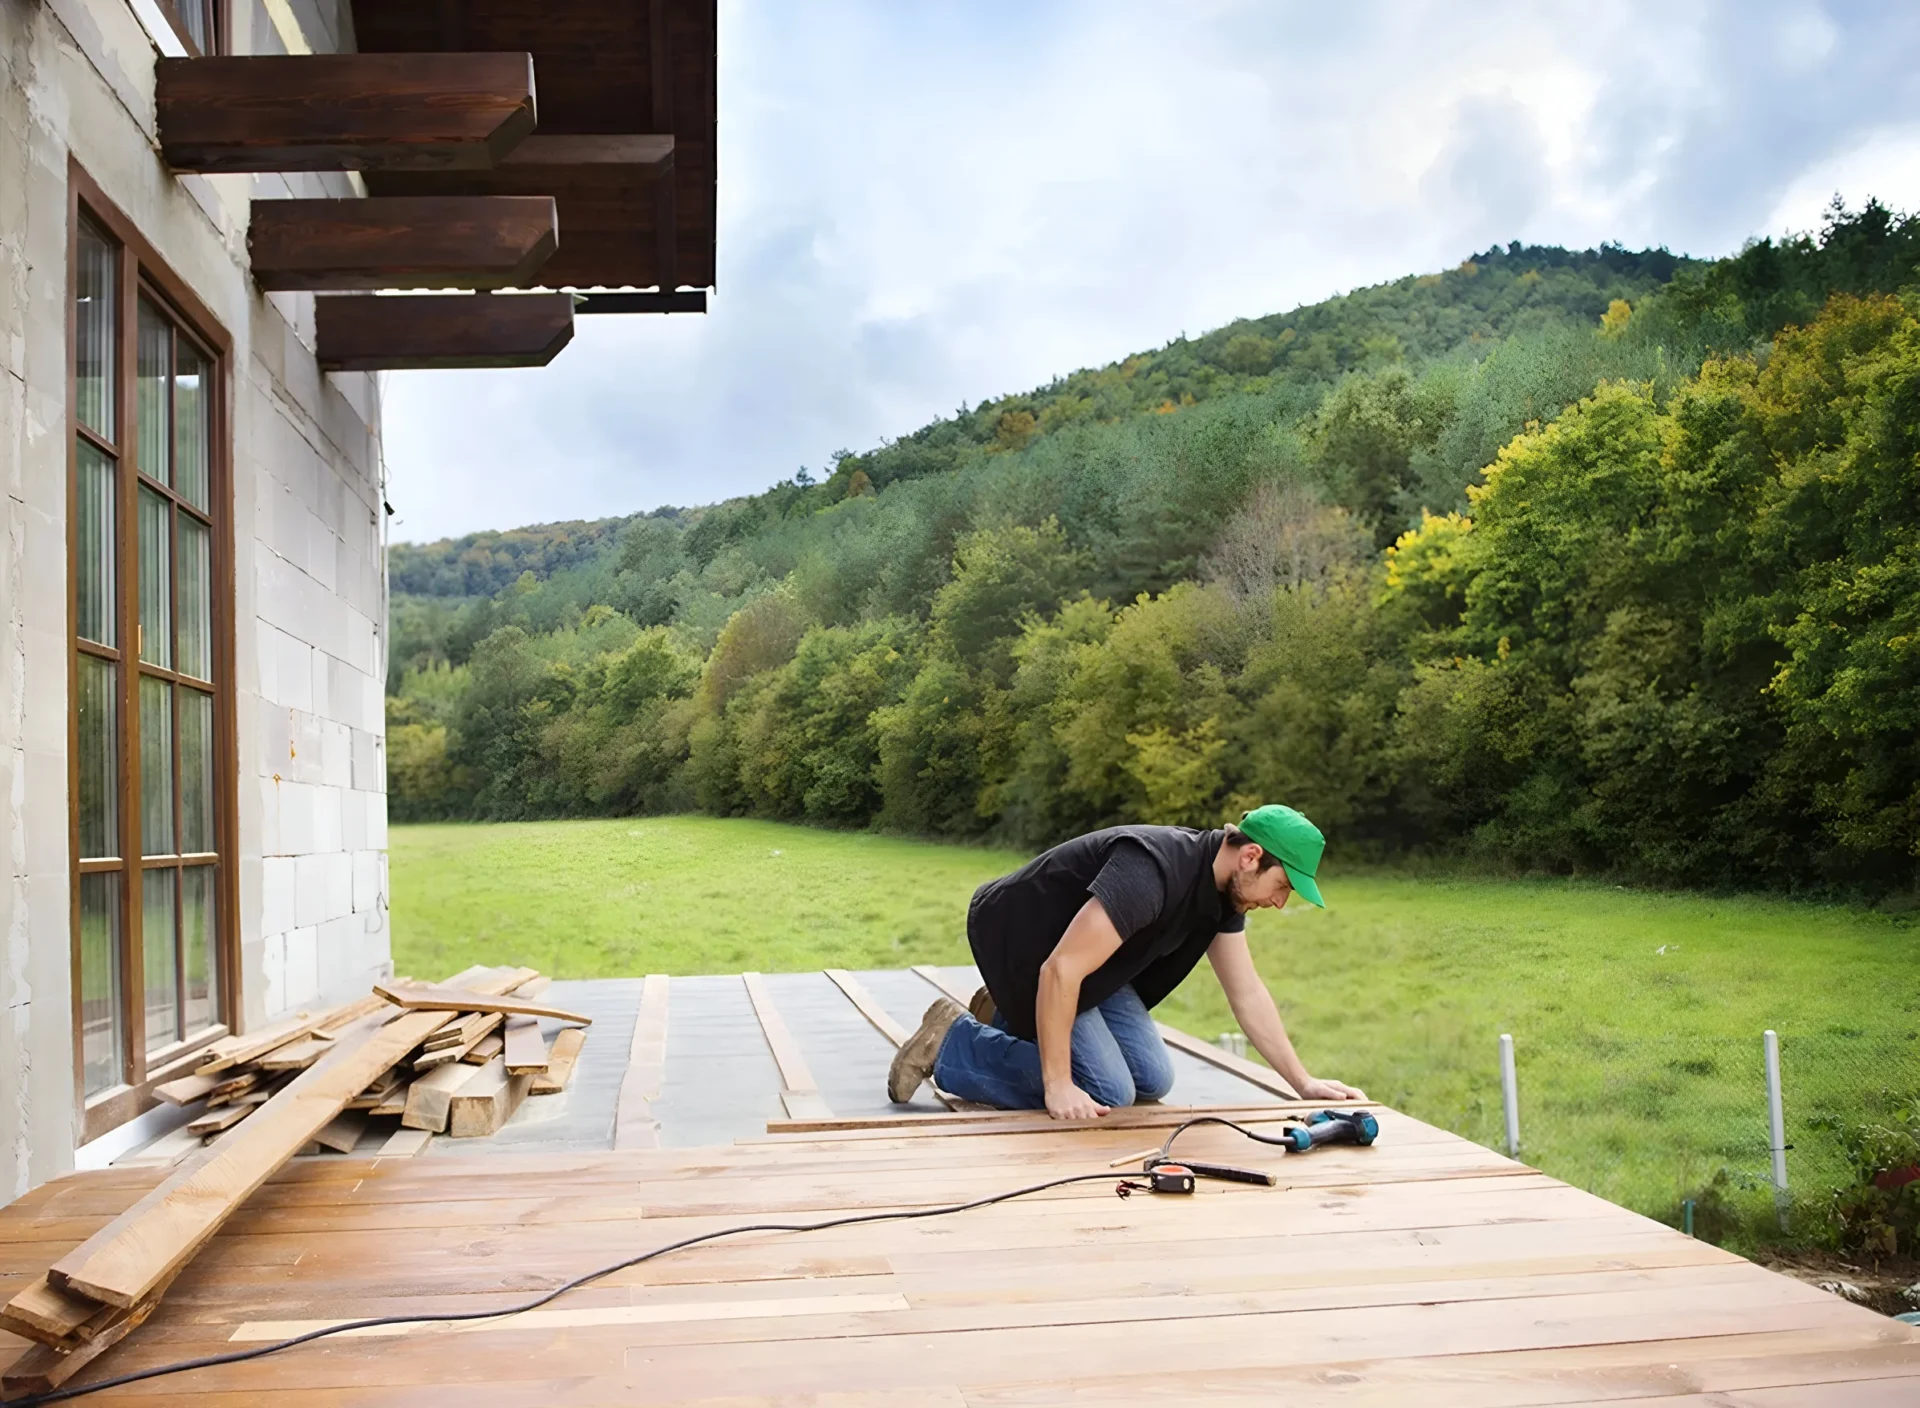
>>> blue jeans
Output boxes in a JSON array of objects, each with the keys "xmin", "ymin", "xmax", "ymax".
[{"xmin": 932, "ymin": 984, "xmax": 1176, "ymax": 1110}]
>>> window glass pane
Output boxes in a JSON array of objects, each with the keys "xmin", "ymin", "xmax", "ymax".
[
  {"xmin": 182, "ymin": 864, "xmax": 217, "ymax": 1034},
  {"xmin": 76, "ymin": 440, "xmax": 117, "ymax": 647},
  {"xmin": 140, "ymin": 676, "xmax": 175, "ymax": 855},
  {"xmin": 138, "ymin": 486, "xmax": 172, "ymax": 668},
  {"xmin": 136, "ymin": 301, "xmax": 171, "ymax": 486},
  {"xmin": 79, "ymin": 872, "xmax": 123, "ymax": 1096},
  {"xmin": 78, "ymin": 655, "xmax": 120, "ymax": 861},
  {"xmin": 176, "ymin": 0, "xmax": 212, "ymax": 53},
  {"xmin": 142, "ymin": 867, "xmax": 179, "ymax": 1052},
  {"xmin": 177, "ymin": 516, "xmax": 211, "ymax": 680},
  {"xmin": 175, "ymin": 342, "xmax": 209, "ymax": 510},
  {"xmin": 75, "ymin": 220, "xmax": 116, "ymax": 440},
  {"xmin": 179, "ymin": 687, "xmax": 214, "ymax": 854}
]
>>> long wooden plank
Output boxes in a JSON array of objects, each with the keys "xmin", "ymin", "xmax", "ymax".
[
  {"xmin": 35, "ymin": 970, "xmax": 525, "ymax": 1310},
  {"xmin": 0, "ymin": 1275, "xmax": 102, "ymax": 1346},
  {"xmin": 152, "ymin": 1070, "xmax": 221, "ymax": 1106},
  {"xmin": 503, "ymin": 1015, "xmax": 547, "ymax": 1075},
  {"xmin": 193, "ymin": 1010, "xmax": 320, "ymax": 1076},
  {"xmin": 613, "ymin": 975, "xmax": 670, "ymax": 1151},
  {"xmin": 742, "ymin": 972, "xmax": 822, "ymax": 1096},
  {"xmin": 530, "ymin": 1027, "xmax": 587, "ymax": 1096},
  {"xmin": 375, "ymin": 981, "xmax": 592, "ymax": 1026},
  {"xmin": 824, "ymin": 968, "xmax": 912, "ymax": 1045},
  {"xmin": 1156, "ymin": 1022, "xmax": 1302, "ymax": 1100},
  {"xmin": 0, "ymin": 1273, "xmax": 174, "ymax": 1396}
]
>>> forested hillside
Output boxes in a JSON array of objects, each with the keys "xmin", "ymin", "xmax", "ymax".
[{"xmin": 387, "ymin": 201, "xmax": 1920, "ymax": 896}]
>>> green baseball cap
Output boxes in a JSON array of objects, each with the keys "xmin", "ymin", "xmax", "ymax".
[{"xmin": 1236, "ymin": 804, "xmax": 1327, "ymax": 909}]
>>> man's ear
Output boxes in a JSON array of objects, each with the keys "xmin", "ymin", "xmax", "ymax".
[{"xmin": 1242, "ymin": 843, "xmax": 1266, "ymax": 872}]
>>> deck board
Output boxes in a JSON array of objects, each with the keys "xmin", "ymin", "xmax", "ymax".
[{"xmin": 3, "ymin": 1105, "xmax": 1912, "ymax": 1402}]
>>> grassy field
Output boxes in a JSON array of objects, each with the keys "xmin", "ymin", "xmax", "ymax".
[{"xmin": 392, "ymin": 816, "xmax": 1920, "ymax": 1248}]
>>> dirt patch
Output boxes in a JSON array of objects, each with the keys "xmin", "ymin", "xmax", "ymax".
[{"xmin": 1757, "ymin": 1249, "xmax": 1920, "ymax": 1318}]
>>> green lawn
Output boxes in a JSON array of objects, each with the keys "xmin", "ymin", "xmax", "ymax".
[{"xmin": 392, "ymin": 816, "xmax": 1920, "ymax": 1248}]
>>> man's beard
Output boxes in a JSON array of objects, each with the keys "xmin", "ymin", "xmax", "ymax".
[{"xmin": 1227, "ymin": 870, "xmax": 1257, "ymax": 912}]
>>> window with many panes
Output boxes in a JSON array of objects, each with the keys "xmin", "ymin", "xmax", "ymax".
[
  {"xmin": 71, "ymin": 186, "xmax": 231, "ymax": 1126},
  {"xmin": 160, "ymin": 0, "xmax": 223, "ymax": 56}
]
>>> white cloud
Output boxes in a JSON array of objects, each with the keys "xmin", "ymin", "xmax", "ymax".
[{"xmin": 382, "ymin": 0, "xmax": 1920, "ymax": 543}]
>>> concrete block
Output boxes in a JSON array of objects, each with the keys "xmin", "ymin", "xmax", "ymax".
[
  {"xmin": 259, "ymin": 622, "xmax": 313, "ymax": 714},
  {"xmin": 323, "ymin": 849, "xmax": 352, "ymax": 921},
  {"xmin": 367, "ymin": 791, "xmax": 388, "ymax": 850},
  {"xmin": 350, "ymin": 728, "xmax": 378, "ymax": 791},
  {"xmin": 261, "ymin": 929, "xmax": 287, "ymax": 1016},
  {"xmin": 258, "ymin": 776, "xmax": 283, "ymax": 857},
  {"xmin": 319, "ymin": 719, "xmax": 351, "ymax": 789},
  {"xmin": 287, "ymin": 709, "xmax": 324, "ymax": 786},
  {"xmin": 307, "ymin": 514, "xmax": 337, "ymax": 594},
  {"xmin": 293, "ymin": 852, "xmax": 327, "ymax": 928},
  {"xmin": 260, "ymin": 855, "xmax": 296, "ymax": 938},
  {"xmin": 284, "ymin": 926, "xmax": 320, "ymax": 1009},
  {"xmin": 236, "ymin": 853, "xmax": 263, "ymax": 948},
  {"xmin": 340, "ymin": 786, "xmax": 368, "ymax": 852},
  {"xmin": 315, "ymin": 914, "xmax": 359, "ymax": 1001},
  {"xmin": 312, "ymin": 785, "xmax": 344, "ymax": 854},
  {"xmin": 276, "ymin": 781, "xmax": 317, "ymax": 856},
  {"xmin": 258, "ymin": 705, "xmax": 292, "ymax": 781},
  {"xmin": 352, "ymin": 848, "xmax": 380, "ymax": 912}
]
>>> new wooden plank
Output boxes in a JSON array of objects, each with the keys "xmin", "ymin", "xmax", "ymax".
[
  {"xmin": 377, "ymin": 1127, "xmax": 432, "ymax": 1158},
  {"xmin": 0, "ymin": 1280, "xmax": 168, "ymax": 1396},
  {"xmin": 911, "ymin": 963, "xmax": 974, "ymax": 1008},
  {"xmin": 0, "ymin": 1274, "xmax": 103, "ymax": 1346},
  {"xmin": 369, "ymin": 1080, "xmax": 411, "ymax": 1120},
  {"xmin": 462, "ymin": 1033, "xmax": 506, "ymax": 1065},
  {"xmin": 314, "ymin": 1111, "xmax": 369, "ymax": 1155},
  {"xmin": 415, "ymin": 1013, "xmax": 503, "ymax": 1069},
  {"xmin": 36, "ymin": 971, "xmax": 523, "ymax": 1310},
  {"xmin": 742, "ymin": 972, "xmax": 821, "ymax": 1096},
  {"xmin": 823, "ymin": 968, "xmax": 912, "ymax": 1045},
  {"xmin": 186, "ymin": 1104, "xmax": 254, "ymax": 1136},
  {"xmin": 152, "ymin": 1070, "xmax": 220, "ymax": 1106},
  {"xmin": 503, "ymin": 1016, "xmax": 547, "ymax": 1075},
  {"xmin": 193, "ymin": 1010, "xmax": 318, "ymax": 1076},
  {"xmin": 375, "ymin": 981, "xmax": 592, "ymax": 1026},
  {"xmin": 157, "ymin": 53, "xmax": 536, "ymax": 173},
  {"xmin": 315, "ymin": 292, "xmax": 574, "ymax": 372},
  {"xmin": 530, "ymin": 1028, "xmax": 587, "ymax": 1096},
  {"xmin": 448, "ymin": 1057, "xmax": 533, "ymax": 1138},
  {"xmin": 401, "ymin": 1060, "xmax": 486, "ymax": 1134},
  {"xmin": 613, "ymin": 975, "xmax": 670, "ymax": 1151},
  {"xmin": 247, "ymin": 196, "xmax": 558, "ymax": 293},
  {"xmin": 254, "ymin": 1035, "xmax": 334, "ymax": 1072}
]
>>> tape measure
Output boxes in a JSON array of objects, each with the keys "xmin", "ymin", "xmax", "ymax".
[{"xmin": 1148, "ymin": 1163, "xmax": 1196, "ymax": 1195}]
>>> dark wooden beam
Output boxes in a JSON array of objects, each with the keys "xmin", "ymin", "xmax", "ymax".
[
  {"xmin": 499, "ymin": 134, "xmax": 674, "ymax": 175},
  {"xmin": 649, "ymin": 0, "xmax": 679, "ymax": 291},
  {"xmin": 574, "ymin": 290, "xmax": 705, "ymax": 314},
  {"xmin": 156, "ymin": 54, "xmax": 536, "ymax": 173},
  {"xmin": 315, "ymin": 293, "xmax": 574, "ymax": 370},
  {"xmin": 248, "ymin": 196, "xmax": 558, "ymax": 292}
]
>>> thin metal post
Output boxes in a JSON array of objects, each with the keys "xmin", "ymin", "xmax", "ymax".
[
  {"xmin": 1499, "ymin": 1033, "xmax": 1520, "ymax": 1158},
  {"xmin": 1764, "ymin": 1029, "xmax": 1789, "ymax": 1229}
]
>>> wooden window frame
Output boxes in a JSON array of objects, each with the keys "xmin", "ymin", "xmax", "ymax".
[
  {"xmin": 153, "ymin": 0, "xmax": 228, "ymax": 58},
  {"xmin": 67, "ymin": 160, "xmax": 240, "ymax": 1144}
]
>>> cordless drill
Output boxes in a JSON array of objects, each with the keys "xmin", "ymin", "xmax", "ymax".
[{"xmin": 1282, "ymin": 1108, "xmax": 1379, "ymax": 1152}]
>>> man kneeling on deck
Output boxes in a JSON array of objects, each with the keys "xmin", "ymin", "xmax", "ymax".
[{"xmin": 887, "ymin": 804, "xmax": 1368, "ymax": 1118}]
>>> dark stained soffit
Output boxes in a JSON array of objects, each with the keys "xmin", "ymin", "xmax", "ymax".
[{"xmin": 349, "ymin": 0, "xmax": 716, "ymax": 295}]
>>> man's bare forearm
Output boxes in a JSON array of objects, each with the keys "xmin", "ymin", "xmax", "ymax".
[{"xmin": 1035, "ymin": 960, "xmax": 1081, "ymax": 1093}]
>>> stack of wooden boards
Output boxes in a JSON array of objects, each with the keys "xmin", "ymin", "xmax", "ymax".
[{"xmin": 0, "ymin": 964, "xmax": 591, "ymax": 1396}]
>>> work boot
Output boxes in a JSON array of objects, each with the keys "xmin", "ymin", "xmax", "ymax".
[
  {"xmin": 968, "ymin": 985, "xmax": 996, "ymax": 1025},
  {"xmin": 888, "ymin": 997, "xmax": 964, "ymax": 1103}
]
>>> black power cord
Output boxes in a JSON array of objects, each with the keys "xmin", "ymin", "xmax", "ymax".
[
  {"xmin": 10, "ymin": 1170, "xmax": 1133, "ymax": 1405},
  {"xmin": 1155, "ymin": 1114, "xmax": 1307, "ymax": 1163}
]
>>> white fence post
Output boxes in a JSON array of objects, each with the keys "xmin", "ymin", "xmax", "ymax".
[
  {"xmin": 1764, "ymin": 1029, "xmax": 1789, "ymax": 1230},
  {"xmin": 1500, "ymin": 1033, "xmax": 1520, "ymax": 1158}
]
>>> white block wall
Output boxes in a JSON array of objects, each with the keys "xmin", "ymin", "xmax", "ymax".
[{"xmin": 0, "ymin": 0, "xmax": 390, "ymax": 1196}]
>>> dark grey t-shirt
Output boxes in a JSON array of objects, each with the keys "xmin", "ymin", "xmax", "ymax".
[{"xmin": 967, "ymin": 825, "xmax": 1245, "ymax": 1040}]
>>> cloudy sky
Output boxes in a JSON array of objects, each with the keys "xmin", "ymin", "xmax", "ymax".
[{"xmin": 380, "ymin": 0, "xmax": 1920, "ymax": 544}]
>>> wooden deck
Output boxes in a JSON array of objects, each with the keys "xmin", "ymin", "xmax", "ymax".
[{"xmin": 5, "ymin": 1098, "xmax": 1917, "ymax": 1402}]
